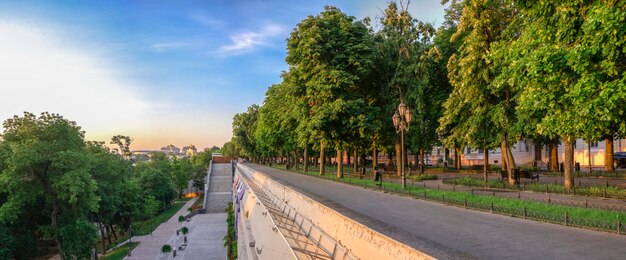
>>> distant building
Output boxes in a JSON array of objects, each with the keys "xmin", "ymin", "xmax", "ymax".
[
  {"xmin": 183, "ymin": 145, "xmax": 197, "ymax": 157},
  {"xmin": 161, "ymin": 144, "xmax": 181, "ymax": 155}
]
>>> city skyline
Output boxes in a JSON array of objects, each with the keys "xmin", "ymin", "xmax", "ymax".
[{"xmin": 0, "ymin": 0, "xmax": 445, "ymax": 150}]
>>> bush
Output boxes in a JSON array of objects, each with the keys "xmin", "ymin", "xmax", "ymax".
[{"xmin": 161, "ymin": 244, "xmax": 172, "ymax": 253}]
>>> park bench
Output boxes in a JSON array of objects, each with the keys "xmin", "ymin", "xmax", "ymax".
[{"xmin": 500, "ymin": 169, "xmax": 539, "ymax": 182}]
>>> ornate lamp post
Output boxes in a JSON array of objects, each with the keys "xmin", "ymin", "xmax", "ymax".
[{"xmin": 393, "ymin": 100, "xmax": 412, "ymax": 188}]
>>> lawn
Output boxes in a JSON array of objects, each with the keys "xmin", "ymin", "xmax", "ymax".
[
  {"xmin": 444, "ymin": 176, "xmax": 626, "ymax": 200},
  {"xmin": 132, "ymin": 199, "xmax": 190, "ymax": 236},
  {"xmin": 101, "ymin": 242, "xmax": 139, "ymax": 260}
]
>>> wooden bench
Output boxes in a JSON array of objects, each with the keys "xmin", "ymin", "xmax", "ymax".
[{"xmin": 501, "ymin": 169, "xmax": 539, "ymax": 182}]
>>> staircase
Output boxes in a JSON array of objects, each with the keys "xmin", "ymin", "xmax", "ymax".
[{"xmin": 206, "ymin": 163, "xmax": 233, "ymax": 213}]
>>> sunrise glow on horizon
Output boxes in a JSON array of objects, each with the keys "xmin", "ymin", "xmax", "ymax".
[{"xmin": 0, "ymin": 0, "xmax": 445, "ymax": 151}]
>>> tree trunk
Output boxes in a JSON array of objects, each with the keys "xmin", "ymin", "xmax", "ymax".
[
  {"xmin": 353, "ymin": 149, "xmax": 358, "ymax": 175},
  {"xmin": 297, "ymin": 152, "xmax": 300, "ymax": 171},
  {"xmin": 395, "ymin": 136, "xmax": 402, "ymax": 176},
  {"xmin": 52, "ymin": 204, "xmax": 64, "ymax": 260},
  {"xmin": 337, "ymin": 148, "xmax": 343, "ymax": 178},
  {"xmin": 105, "ymin": 223, "xmax": 113, "ymax": 246},
  {"xmin": 501, "ymin": 143, "xmax": 508, "ymax": 172},
  {"xmin": 549, "ymin": 141, "xmax": 559, "ymax": 171},
  {"xmin": 320, "ymin": 141, "xmax": 325, "ymax": 176},
  {"xmin": 99, "ymin": 221, "xmax": 106, "ymax": 254},
  {"xmin": 502, "ymin": 135, "xmax": 517, "ymax": 185},
  {"xmin": 484, "ymin": 143, "xmax": 489, "ymax": 183},
  {"xmin": 419, "ymin": 148, "xmax": 425, "ymax": 175},
  {"xmin": 347, "ymin": 151, "xmax": 351, "ymax": 173},
  {"xmin": 109, "ymin": 224, "xmax": 118, "ymax": 240},
  {"xmin": 605, "ymin": 136, "xmax": 614, "ymax": 172},
  {"xmin": 564, "ymin": 136, "xmax": 575, "ymax": 191},
  {"xmin": 587, "ymin": 141, "xmax": 593, "ymax": 174},
  {"xmin": 373, "ymin": 144, "xmax": 378, "ymax": 170},
  {"xmin": 304, "ymin": 146, "xmax": 309, "ymax": 173},
  {"xmin": 454, "ymin": 146, "xmax": 461, "ymax": 170}
]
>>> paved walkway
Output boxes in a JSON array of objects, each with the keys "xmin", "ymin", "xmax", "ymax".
[
  {"xmin": 247, "ymin": 163, "xmax": 626, "ymax": 259},
  {"xmin": 125, "ymin": 198, "xmax": 197, "ymax": 260},
  {"xmin": 179, "ymin": 163, "xmax": 231, "ymax": 259},
  {"xmin": 176, "ymin": 213, "xmax": 228, "ymax": 259}
]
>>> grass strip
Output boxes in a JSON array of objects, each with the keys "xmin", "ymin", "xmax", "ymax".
[
  {"xmin": 269, "ymin": 164, "xmax": 626, "ymax": 234},
  {"xmin": 101, "ymin": 242, "xmax": 139, "ymax": 260},
  {"xmin": 444, "ymin": 176, "xmax": 626, "ymax": 200},
  {"xmin": 132, "ymin": 199, "xmax": 189, "ymax": 236}
]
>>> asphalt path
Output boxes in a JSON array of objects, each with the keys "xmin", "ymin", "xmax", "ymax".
[{"xmin": 246, "ymin": 163, "xmax": 626, "ymax": 260}]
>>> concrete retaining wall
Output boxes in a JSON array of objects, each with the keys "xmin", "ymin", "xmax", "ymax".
[
  {"xmin": 242, "ymin": 164, "xmax": 434, "ymax": 260},
  {"xmin": 234, "ymin": 169, "xmax": 296, "ymax": 260}
]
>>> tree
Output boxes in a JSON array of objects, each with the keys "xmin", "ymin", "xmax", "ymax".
[
  {"xmin": 0, "ymin": 112, "xmax": 99, "ymax": 259},
  {"xmin": 439, "ymin": 0, "xmax": 516, "ymax": 184},
  {"xmin": 232, "ymin": 105, "xmax": 260, "ymax": 160},
  {"xmin": 286, "ymin": 6, "xmax": 374, "ymax": 178},
  {"xmin": 500, "ymin": 1, "xmax": 626, "ymax": 190},
  {"xmin": 136, "ymin": 167, "xmax": 176, "ymax": 209},
  {"xmin": 110, "ymin": 135, "xmax": 132, "ymax": 159}
]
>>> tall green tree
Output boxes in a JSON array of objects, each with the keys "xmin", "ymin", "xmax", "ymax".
[
  {"xmin": 500, "ymin": 1, "xmax": 626, "ymax": 190},
  {"xmin": 286, "ymin": 6, "xmax": 374, "ymax": 178},
  {"xmin": 0, "ymin": 112, "xmax": 99, "ymax": 259},
  {"xmin": 439, "ymin": 0, "xmax": 516, "ymax": 183},
  {"xmin": 232, "ymin": 105, "xmax": 260, "ymax": 161}
]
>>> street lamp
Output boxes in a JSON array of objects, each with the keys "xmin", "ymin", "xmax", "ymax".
[{"xmin": 393, "ymin": 99, "xmax": 412, "ymax": 188}]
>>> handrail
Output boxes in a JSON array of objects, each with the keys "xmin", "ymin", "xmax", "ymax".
[{"xmin": 202, "ymin": 159, "xmax": 213, "ymax": 210}]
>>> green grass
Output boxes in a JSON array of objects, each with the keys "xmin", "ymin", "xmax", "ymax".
[
  {"xmin": 101, "ymin": 242, "xmax": 139, "ymax": 260},
  {"xmin": 269, "ymin": 164, "xmax": 626, "ymax": 234},
  {"xmin": 444, "ymin": 176, "xmax": 626, "ymax": 200},
  {"xmin": 542, "ymin": 171, "xmax": 626, "ymax": 178},
  {"xmin": 132, "ymin": 199, "xmax": 189, "ymax": 236}
]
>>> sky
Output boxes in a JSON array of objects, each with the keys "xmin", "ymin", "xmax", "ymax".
[{"xmin": 0, "ymin": 0, "xmax": 445, "ymax": 151}]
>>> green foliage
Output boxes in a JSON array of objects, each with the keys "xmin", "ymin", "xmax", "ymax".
[
  {"xmin": 131, "ymin": 199, "xmax": 188, "ymax": 236},
  {"xmin": 445, "ymin": 177, "xmax": 626, "ymax": 200},
  {"xmin": 136, "ymin": 167, "xmax": 176, "ymax": 209},
  {"xmin": 101, "ymin": 242, "xmax": 139, "ymax": 260},
  {"xmin": 232, "ymin": 105, "xmax": 260, "ymax": 159},
  {"xmin": 0, "ymin": 112, "xmax": 99, "ymax": 258},
  {"xmin": 224, "ymin": 203, "xmax": 237, "ymax": 260},
  {"xmin": 180, "ymin": 226, "xmax": 189, "ymax": 235},
  {"xmin": 58, "ymin": 219, "xmax": 98, "ymax": 259},
  {"xmin": 286, "ymin": 5, "xmax": 375, "ymax": 151},
  {"xmin": 161, "ymin": 244, "xmax": 172, "ymax": 253}
]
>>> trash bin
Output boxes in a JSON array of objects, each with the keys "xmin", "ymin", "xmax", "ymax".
[{"xmin": 575, "ymin": 162, "xmax": 580, "ymax": 172}]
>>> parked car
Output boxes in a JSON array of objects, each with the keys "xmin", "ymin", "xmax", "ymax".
[{"xmin": 613, "ymin": 152, "xmax": 626, "ymax": 168}]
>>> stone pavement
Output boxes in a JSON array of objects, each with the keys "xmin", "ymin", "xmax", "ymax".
[
  {"xmin": 126, "ymin": 163, "xmax": 232, "ymax": 259},
  {"xmin": 178, "ymin": 163, "xmax": 231, "ymax": 259},
  {"xmin": 247, "ymin": 163, "xmax": 626, "ymax": 259},
  {"xmin": 125, "ymin": 198, "xmax": 197, "ymax": 260},
  {"xmin": 177, "ymin": 213, "xmax": 228, "ymax": 260}
]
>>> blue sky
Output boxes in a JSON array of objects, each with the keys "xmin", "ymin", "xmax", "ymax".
[{"xmin": 0, "ymin": 0, "xmax": 445, "ymax": 150}]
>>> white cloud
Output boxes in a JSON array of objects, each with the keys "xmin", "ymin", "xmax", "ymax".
[
  {"xmin": 0, "ymin": 20, "xmax": 153, "ymax": 139},
  {"xmin": 217, "ymin": 23, "xmax": 286, "ymax": 55}
]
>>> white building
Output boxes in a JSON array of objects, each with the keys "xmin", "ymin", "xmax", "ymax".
[{"xmin": 427, "ymin": 138, "xmax": 626, "ymax": 169}]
